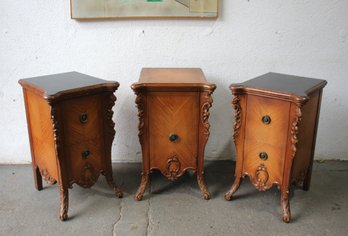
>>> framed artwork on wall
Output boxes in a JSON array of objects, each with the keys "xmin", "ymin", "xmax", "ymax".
[{"xmin": 70, "ymin": 0, "xmax": 219, "ymax": 19}]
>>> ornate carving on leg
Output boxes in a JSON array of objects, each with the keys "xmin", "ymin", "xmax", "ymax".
[
  {"xmin": 105, "ymin": 173, "xmax": 123, "ymax": 198},
  {"xmin": 59, "ymin": 186, "xmax": 69, "ymax": 221},
  {"xmin": 197, "ymin": 173, "xmax": 211, "ymax": 200},
  {"xmin": 106, "ymin": 93, "xmax": 117, "ymax": 137},
  {"xmin": 197, "ymin": 90, "xmax": 214, "ymax": 200},
  {"xmin": 232, "ymin": 95, "xmax": 242, "ymax": 142},
  {"xmin": 163, "ymin": 155, "xmax": 181, "ymax": 181},
  {"xmin": 255, "ymin": 164, "xmax": 270, "ymax": 191},
  {"xmin": 104, "ymin": 92, "xmax": 124, "ymax": 197},
  {"xmin": 135, "ymin": 172, "xmax": 149, "ymax": 201},
  {"xmin": 290, "ymin": 106, "xmax": 302, "ymax": 160},
  {"xmin": 201, "ymin": 91, "xmax": 213, "ymax": 138},
  {"xmin": 281, "ymin": 189, "xmax": 291, "ymax": 223},
  {"xmin": 134, "ymin": 91, "xmax": 145, "ymax": 145},
  {"xmin": 224, "ymin": 177, "xmax": 242, "ymax": 201},
  {"xmin": 49, "ymin": 105, "xmax": 61, "ymax": 156}
]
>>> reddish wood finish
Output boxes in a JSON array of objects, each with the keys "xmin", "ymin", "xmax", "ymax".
[
  {"xmin": 132, "ymin": 68, "xmax": 216, "ymax": 200},
  {"xmin": 224, "ymin": 72, "xmax": 327, "ymax": 223},
  {"xmin": 19, "ymin": 72, "xmax": 123, "ymax": 221}
]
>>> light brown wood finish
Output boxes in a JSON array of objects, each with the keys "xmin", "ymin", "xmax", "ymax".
[
  {"xmin": 224, "ymin": 72, "xmax": 327, "ymax": 223},
  {"xmin": 19, "ymin": 72, "xmax": 123, "ymax": 221},
  {"xmin": 132, "ymin": 68, "xmax": 216, "ymax": 200}
]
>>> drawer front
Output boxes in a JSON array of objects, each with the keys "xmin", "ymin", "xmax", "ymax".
[
  {"xmin": 66, "ymin": 138, "xmax": 104, "ymax": 187},
  {"xmin": 148, "ymin": 92, "xmax": 199, "ymax": 179},
  {"xmin": 243, "ymin": 95, "xmax": 290, "ymax": 189},
  {"xmin": 60, "ymin": 94, "xmax": 106, "ymax": 187},
  {"xmin": 61, "ymin": 94, "xmax": 104, "ymax": 146}
]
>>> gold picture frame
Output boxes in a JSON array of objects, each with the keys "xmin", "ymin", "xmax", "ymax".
[{"xmin": 70, "ymin": 0, "xmax": 219, "ymax": 20}]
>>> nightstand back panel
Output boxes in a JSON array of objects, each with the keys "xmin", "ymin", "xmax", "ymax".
[
  {"xmin": 244, "ymin": 95, "xmax": 290, "ymax": 185},
  {"xmin": 25, "ymin": 90, "xmax": 59, "ymax": 181},
  {"xmin": 148, "ymin": 92, "xmax": 199, "ymax": 172}
]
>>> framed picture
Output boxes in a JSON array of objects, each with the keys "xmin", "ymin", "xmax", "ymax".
[{"xmin": 70, "ymin": 0, "xmax": 219, "ymax": 19}]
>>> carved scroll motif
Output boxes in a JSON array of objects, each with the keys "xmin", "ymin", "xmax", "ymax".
[
  {"xmin": 201, "ymin": 91, "xmax": 213, "ymax": 137},
  {"xmin": 164, "ymin": 155, "xmax": 181, "ymax": 181},
  {"xmin": 135, "ymin": 92, "xmax": 145, "ymax": 145},
  {"xmin": 290, "ymin": 106, "xmax": 302, "ymax": 160},
  {"xmin": 106, "ymin": 93, "xmax": 117, "ymax": 138},
  {"xmin": 255, "ymin": 164, "xmax": 269, "ymax": 191},
  {"xmin": 50, "ymin": 105, "xmax": 61, "ymax": 159},
  {"xmin": 232, "ymin": 95, "xmax": 242, "ymax": 142}
]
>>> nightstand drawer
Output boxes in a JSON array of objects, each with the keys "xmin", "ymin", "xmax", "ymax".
[
  {"xmin": 243, "ymin": 95, "xmax": 290, "ymax": 185},
  {"xmin": 148, "ymin": 92, "xmax": 199, "ymax": 173},
  {"xmin": 62, "ymin": 94, "xmax": 104, "ymax": 145},
  {"xmin": 66, "ymin": 138, "xmax": 104, "ymax": 185}
]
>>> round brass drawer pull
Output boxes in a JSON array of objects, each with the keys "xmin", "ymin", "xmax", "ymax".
[
  {"xmin": 81, "ymin": 149, "xmax": 90, "ymax": 159},
  {"xmin": 262, "ymin": 115, "xmax": 271, "ymax": 125},
  {"xmin": 169, "ymin": 133, "xmax": 179, "ymax": 143},
  {"xmin": 80, "ymin": 113, "xmax": 88, "ymax": 123},
  {"xmin": 259, "ymin": 152, "xmax": 268, "ymax": 161}
]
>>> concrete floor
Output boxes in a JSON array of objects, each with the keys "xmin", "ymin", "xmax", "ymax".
[{"xmin": 0, "ymin": 161, "xmax": 347, "ymax": 236}]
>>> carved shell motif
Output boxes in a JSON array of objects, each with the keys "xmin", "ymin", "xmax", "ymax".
[
  {"xmin": 255, "ymin": 164, "xmax": 269, "ymax": 191},
  {"xmin": 164, "ymin": 155, "xmax": 181, "ymax": 181}
]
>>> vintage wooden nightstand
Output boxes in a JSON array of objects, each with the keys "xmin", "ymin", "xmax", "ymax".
[
  {"xmin": 19, "ymin": 72, "xmax": 123, "ymax": 221},
  {"xmin": 131, "ymin": 68, "xmax": 216, "ymax": 200},
  {"xmin": 224, "ymin": 73, "xmax": 327, "ymax": 223}
]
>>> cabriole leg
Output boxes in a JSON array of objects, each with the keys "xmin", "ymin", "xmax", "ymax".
[
  {"xmin": 281, "ymin": 189, "xmax": 291, "ymax": 223},
  {"xmin": 59, "ymin": 186, "xmax": 69, "ymax": 221},
  {"xmin": 197, "ymin": 172, "xmax": 211, "ymax": 200},
  {"xmin": 105, "ymin": 174, "xmax": 123, "ymax": 198},
  {"xmin": 224, "ymin": 177, "xmax": 242, "ymax": 201},
  {"xmin": 135, "ymin": 172, "xmax": 149, "ymax": 201}
]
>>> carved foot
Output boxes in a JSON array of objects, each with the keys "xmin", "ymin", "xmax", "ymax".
[
  {"xmin": 59, "ymin": 187, "xmax": 69, "ymax": 221},
  {"xmin": 197, "ymin": 173, "xmax": 211, "ymax": 200},
  {"xmin": 281, "ymin": 190, "xmax": 291, "ymax": 223},
  {"xmin": 106, "ymin": 175, "xmax": 123, "ymax": 198},
  {"xmin": 135, "ymin": 173, "xmax": 149, "ymax": 201},
  {"xmin": 33, "ymin": 166, "xmax": 43, "ymax": 191},
  {"xmin": 224, "ymin": 177, "xmax": 242, "ymax": 201}
]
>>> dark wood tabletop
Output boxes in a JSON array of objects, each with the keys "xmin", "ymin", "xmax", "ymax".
[
  {"xmin": 231, "ymin": 72, "xmax": 327, "ymax": 98},
  {"xmin": 19, "ymin": 72, "xmax": 119, "ymax": 101}
]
